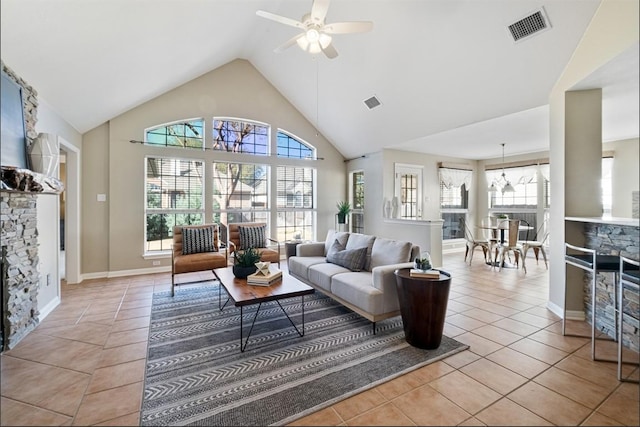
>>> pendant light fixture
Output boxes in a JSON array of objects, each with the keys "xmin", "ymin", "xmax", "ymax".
[{"xmin": 488, "ymin": 143, "xmax": 515, "ymax": 193}]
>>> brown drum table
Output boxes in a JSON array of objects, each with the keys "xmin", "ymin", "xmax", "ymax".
[{"xmin": 394, "ymin": 268, "xmax": 451, "ymax": 349}]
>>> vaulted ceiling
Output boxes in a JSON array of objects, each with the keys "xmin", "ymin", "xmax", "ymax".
[{"xmin": 1, "ymin": 0, "xmax": 638, "ymax": 160}]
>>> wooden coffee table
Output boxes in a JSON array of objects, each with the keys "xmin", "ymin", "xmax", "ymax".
[{"xmin": 213, "ymin": 266, "xmax": 315, "ymax": 352}]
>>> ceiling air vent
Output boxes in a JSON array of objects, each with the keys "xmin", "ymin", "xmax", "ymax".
[
  {"xmin": 363, "ymin": 95, "xmax": 381, "ymax": 110},
  {"xmin": 508, "ymin": 8, "xmax": 551, "ymax": 42}
]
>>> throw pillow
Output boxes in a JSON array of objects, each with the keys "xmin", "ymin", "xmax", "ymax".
[
  {"xmin": 238, "ymin": 225, "xmax": 266, "ymax": 249},
  {"xmin": 182, "ymin": 225, "xmax": 217, "ymax": 255},
  {"xmin": 326, "ymin": 239, "xmax": 367, "ymax": 272}
]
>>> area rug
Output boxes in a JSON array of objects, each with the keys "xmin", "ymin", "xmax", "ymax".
[{"xmin": 141, "ymin": 285, "xmax": 469, "ymax": 426}]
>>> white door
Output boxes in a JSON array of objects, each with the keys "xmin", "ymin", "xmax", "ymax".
[{"xmin": 394, "ymin": 164, "xmax": 423, "ymax": 219}]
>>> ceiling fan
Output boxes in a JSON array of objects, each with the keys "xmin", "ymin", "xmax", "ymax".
[{"xmin": 256, "ymin": 0, "xmax": 373, "ymax": 59}]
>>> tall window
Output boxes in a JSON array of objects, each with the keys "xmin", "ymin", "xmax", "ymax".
[
  {"xmin": 145, "ymin": 157, "xmax": 204, "ymax": 252},
  {"xmin": 487, "ymin": 165, "xmax": 539, "ymax": 233},
  {"xmin": 212, "ymin": 118, "xmax": 269, "ymax": 155},
  {"xmin": 212, "ymin": 161, "xmax": 269, "ymax": 227},
  {"xmin": 145, "ymin": 119, "xmax": 204, "ymax": 149},
  {"xmin": 351, "ymin": 171, "xmax": 365, "ymax": 233},
  {"xmin": 276, "ymin": 166, "xmax": 315, "ymax": 241},
  {"xmin": 439, "ymin": 168, "xmax": 471, "ymax": 240},
  {"xmin": 144, "ymin": 118, "xmax": 318, "ymax": 253}
]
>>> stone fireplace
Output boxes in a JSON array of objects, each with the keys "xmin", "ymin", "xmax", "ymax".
[
  {"xmin": 1, "ymin": 62, "xmax": 63, "ymax": 351},
  {"xmin": 1, "ymin": 192, "xmax": 40, "ymax": 350},
  {"xmin": 0, "ymin": 168, "xmax": 64, "ymax": 351}
]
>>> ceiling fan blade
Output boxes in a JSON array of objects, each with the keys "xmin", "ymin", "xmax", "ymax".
[
  {"xmin": 256, "ymin": 10, "xmax": 304, "ymax": 29},
  {"xmin": 274, "ymin": 32, "xmax": 305, "ymax": 53},
  {"xmin": 323, "ymin": 21, "xmax": 373, "ymax": 34},
  {"xmin": 321, "ymin": 42, "xmax": 338, "ymax": 59},
  {"xmin": 310, "ymin": 0, "xmax": 330, "ymax": 24}
]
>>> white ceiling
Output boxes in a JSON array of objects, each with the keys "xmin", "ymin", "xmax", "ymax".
[{"xmin": 1, "ymin": 0, "xmax": 638, "ymax": 160}]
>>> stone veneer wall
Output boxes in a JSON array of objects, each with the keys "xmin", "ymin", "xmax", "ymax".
[
  {"xmin": 1, "ymin": 62, "xmax": 40, "ymax": 351},
  {"xmin": 1, "ymin": 193, "xmax": 40, "ymax": 350},
  {"xmin": 583, "ymin": 223, "xmax": 639, "ymax": 352}
]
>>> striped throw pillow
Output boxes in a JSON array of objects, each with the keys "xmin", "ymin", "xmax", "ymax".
[
  {"xmin": 238, "ymin": 225, "xmax": 266, "ymax": 249},
  {"xmin": 182, "ymin": 225, "xmax": 217, "ymax": 255}
]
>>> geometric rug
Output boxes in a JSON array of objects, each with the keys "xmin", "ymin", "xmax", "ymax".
[{"xmin": 141, "ymin": 285, "xmax": 469, "ymax": 426}]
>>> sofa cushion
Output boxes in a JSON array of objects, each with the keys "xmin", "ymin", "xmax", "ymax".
[
  {"xmin": 182, "ymin": 225, "xmax": 217, "ymax": 255},
  {"xmin": 308, "ymin": 262, "xmax": 351, "ymax": 292},
  {"xmin": 370, "ymin": 237, "xmax": 413, "ymax": 269},
  {"xmin": 324, "ymin": 229, "xmax": 350, "ymax": 256},
  {"xmin": 331, "ymin": 272, "xmax": 384, "ymax": 315},
  {"xmin": 288, "ymin": 256, "xmax": 326, "ymax": 281},
  {"xmin": 345, "ymin": 233, "xmax": 376, "ymax": 271},
  {"xmin": 326, "ymin": 239, "xmax": 367, "ymax": 272},
  {"xmin": 238, "ymin": 224, "xmax": 266, "ymax": 249}
]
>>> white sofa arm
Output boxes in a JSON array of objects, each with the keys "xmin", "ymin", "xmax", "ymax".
[
  {"xmin": 296, "ymin": 242, "xmax": 325, "ymax": 257},
  {"xmin": 371, "ymin": 262, "xmax": 415, "ymax": 293}
]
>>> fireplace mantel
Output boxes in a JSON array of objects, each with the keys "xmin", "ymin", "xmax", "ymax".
[{"xmin": 1, "ymin": 166, "xmax": 64, "ymax": 194}]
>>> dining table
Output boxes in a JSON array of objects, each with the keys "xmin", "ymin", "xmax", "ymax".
[{"xmin": 477, "ymin": 222, "xmax": 534, "ymax": 268}]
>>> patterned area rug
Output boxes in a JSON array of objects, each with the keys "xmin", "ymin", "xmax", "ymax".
[{"xmin": 141, "ymin": 285, "xmax": 469, "ymax": 426}]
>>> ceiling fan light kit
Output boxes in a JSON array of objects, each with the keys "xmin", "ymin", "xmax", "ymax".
[{"xmin": 257, "ymin": 0, "xmax": 373, "ymax": 59}]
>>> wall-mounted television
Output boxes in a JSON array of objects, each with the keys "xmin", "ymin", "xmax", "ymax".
[{"xmin": 1, "ymin": 71, "xmax": 29, "ymax": 169}]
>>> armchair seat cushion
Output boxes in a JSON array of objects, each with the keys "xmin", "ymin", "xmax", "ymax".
[
  {"xmin": 254, "ymin": 247, "xmax": 280, "ymax": 264},
  {"xmin": 173, "ymin": 251, "xmax": 227, "ymax": 274}
]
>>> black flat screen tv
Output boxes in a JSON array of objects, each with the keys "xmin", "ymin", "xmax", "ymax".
[{"xmin": 1, "ymin": 71, "xmax": 29, "ymax": 169}]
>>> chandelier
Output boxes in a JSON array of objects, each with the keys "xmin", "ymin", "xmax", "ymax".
[{"xmin": 488, "ymin": 143, "xmax": 515, "ymax": 194}]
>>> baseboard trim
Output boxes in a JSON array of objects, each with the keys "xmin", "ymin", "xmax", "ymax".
[
  {"xmin": 39, "ymin": 296, "xmax": 61, "ymax": 321},
  {"xmin": 547, "ymin": 300, "xmax": 585, "ymax": 321},
  {"xmin": 80, "ymin": 266, "xmax": 172, "ymax": 282}
]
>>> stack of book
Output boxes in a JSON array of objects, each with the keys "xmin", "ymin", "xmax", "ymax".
[
  {"xmin": 409, "ymin": 268, "xmax": 440, "ymax": 278},
  {"xmin": 247, "ymin": 268, "xmax": 283, "ymax": 286}
]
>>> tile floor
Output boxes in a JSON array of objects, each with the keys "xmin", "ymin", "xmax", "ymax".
[{"xmin": 1, "ymin": 251, "xmax": 638, "ymax": 426}]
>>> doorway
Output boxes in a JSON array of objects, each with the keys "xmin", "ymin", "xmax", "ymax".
[{"xmin": 58, "ymin": 138, "xmax": 80, "ymax": 284}]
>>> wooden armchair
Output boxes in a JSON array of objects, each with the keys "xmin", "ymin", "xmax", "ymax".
[
  {"xmin": 172, "ymin": 224, "xmax": 228, "ymax": 296},
  {"xmin": 227, "ymin": 222, "xmax": 281, "ymax": 267}
]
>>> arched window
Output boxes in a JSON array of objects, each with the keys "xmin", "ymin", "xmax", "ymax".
[
  {"xmin": 212, "ymin": 118, "xmax": 269, "ymax": 155},
  {"xmin": 277, "ymin": 130, "xmax": 316, "ymax": 159},
  {"xmin": 145, "ymin": 119, "xmax": 204, "ymax": 149}
]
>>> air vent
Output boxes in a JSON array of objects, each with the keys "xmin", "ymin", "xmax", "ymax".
[
  {"xmin": 363, "ymin": 96, "xmax": 381, "ymax": 110},
  {"xmin": 508, "ymin": 8, "xmax": 551, "ymax": 42}
]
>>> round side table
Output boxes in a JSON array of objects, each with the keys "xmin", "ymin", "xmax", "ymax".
[{"xmin": 394, "ymin": 268, "xmax": 452, "ymax": 349}]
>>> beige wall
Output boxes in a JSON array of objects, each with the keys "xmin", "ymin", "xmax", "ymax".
[
  {"xmin": 81, "ymin": 59, "xmax": 345, "ymax": 275},
  {"xmin": 606, "ymin": 138, "xmax": 640, "ymax": 217},
  {"xmin": 548, "ymin": 0, "xmax": 639, "ymax": 315}
]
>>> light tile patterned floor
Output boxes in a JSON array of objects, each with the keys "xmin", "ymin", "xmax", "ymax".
[{"xmin": 1, "ymin": 252, "xmax": 638, "ymax": 426}]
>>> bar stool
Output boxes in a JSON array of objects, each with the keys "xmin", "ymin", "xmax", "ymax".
[
  {"xmin": 618, "ymin": 256, "xmax": 639, "ymax": 383},
  {"xmin": 564, "ymin": 243, "xmax": 620, "ymax": 362}
]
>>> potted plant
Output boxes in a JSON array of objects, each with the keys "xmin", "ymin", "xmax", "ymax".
[
  {"xmin": 414, "ymin": 252, "xmax": 432, "ymax": 271},
  {"xmin": 336, "ymin": 201, "xmax": 351, "ymax": 224},
  {"xmin": 233, "ymin": 247, "xmax": 262, "ymax": 278}
]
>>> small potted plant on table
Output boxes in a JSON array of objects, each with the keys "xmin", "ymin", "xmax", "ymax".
[
  {"xmin": 233, "ymin": 247, "xmax": 262, "ymax": 279},
  {"xmin": 336, "ymin": 201, "xmax": 351, "ymax": 224}
]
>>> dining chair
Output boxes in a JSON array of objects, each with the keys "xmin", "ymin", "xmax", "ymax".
[
  {"xmin": 494, "ymin": 219, "xmax": 525, "ymax": 271},
  {"xmin": 519, "ymin": 219, "xmax": 549, "ymax": 273},
  {"xmin": 480, "ymin": 216, "xmax": 500, "ymax": 256},
  {"xmin": 460, "ymin": 217, "xmax": 490, "ymax": 265}
]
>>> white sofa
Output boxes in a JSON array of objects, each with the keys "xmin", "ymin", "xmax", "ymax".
[{"xmin": 288, "ymin": 230, "xmax": 420, "ymax": 330}]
